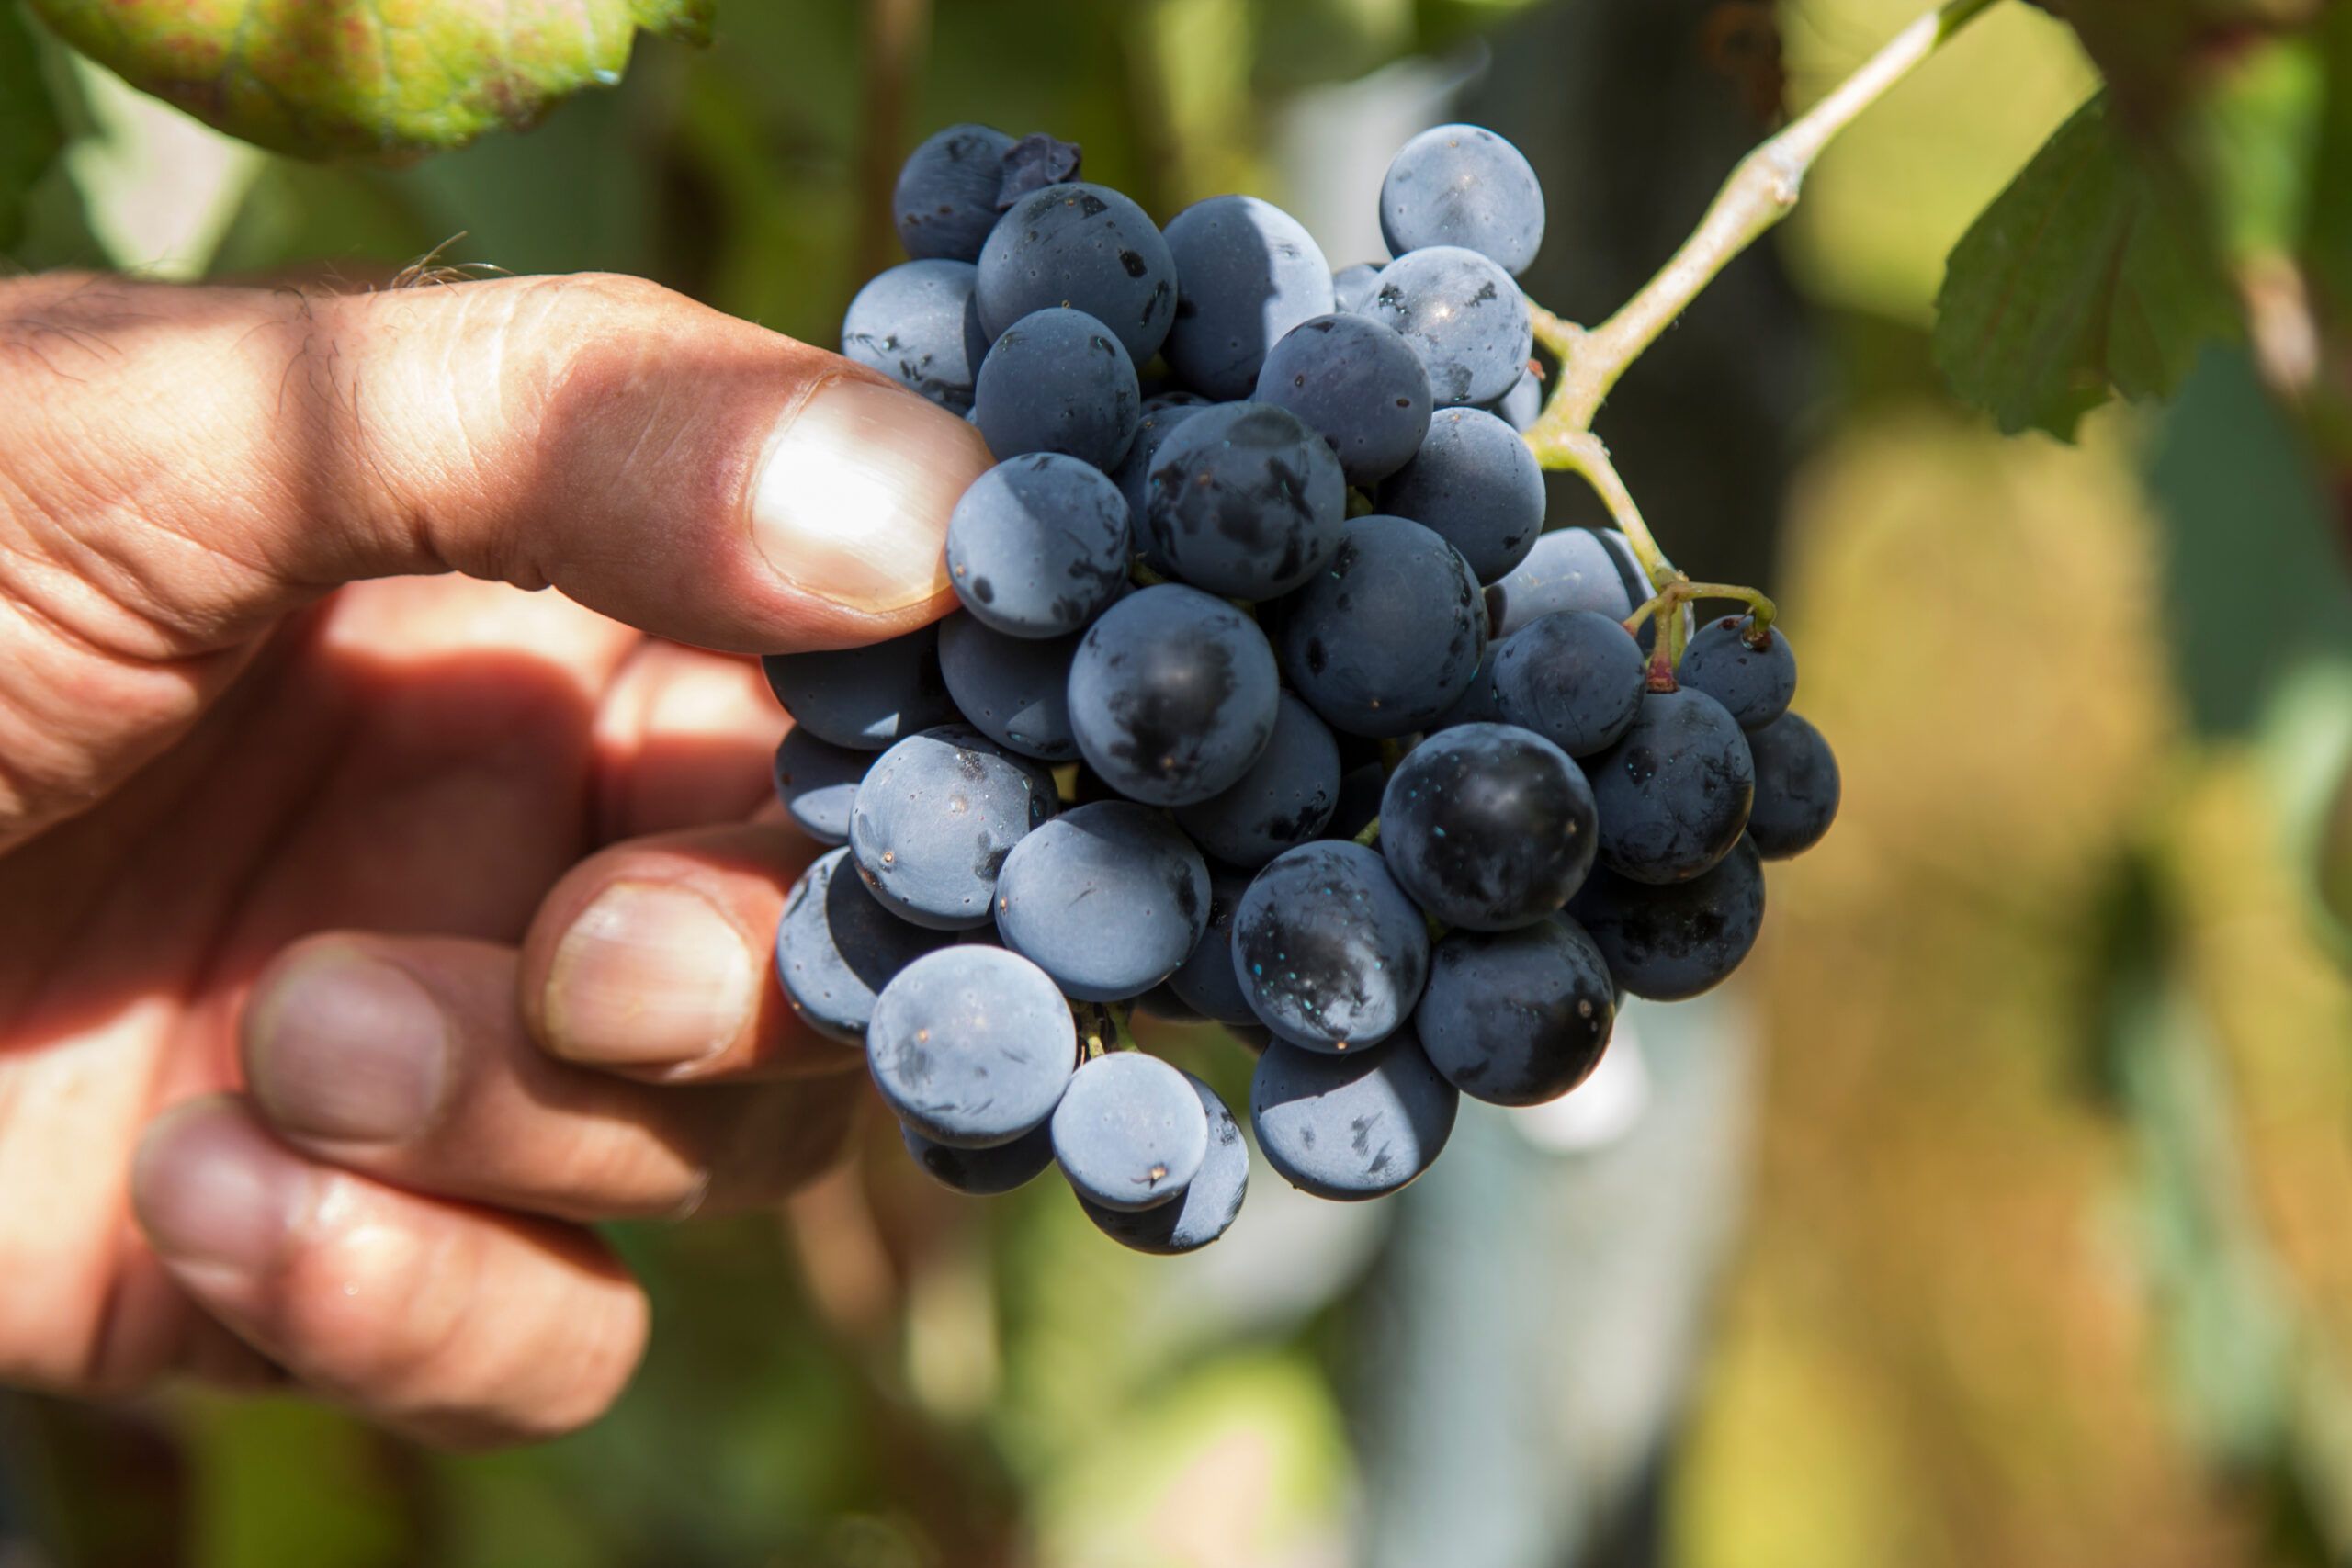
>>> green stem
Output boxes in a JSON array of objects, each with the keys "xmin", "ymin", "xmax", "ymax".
[{"xmin": 1352, "ymin": 816, "xmax": 1382, "ymax": 848}]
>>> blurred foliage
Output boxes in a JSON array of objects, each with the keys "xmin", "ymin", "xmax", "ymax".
[{"xmin": 3, "ymin": 1, "xmax": 2352, "ymax": 1566}]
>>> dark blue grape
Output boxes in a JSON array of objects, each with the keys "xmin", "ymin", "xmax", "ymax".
[
  {"xmin": 901, "ymin": 1118, "xmax": 1056, "ymax": 1195},
  {"xmin": 1113, "ymin": 399, "xmax": 1210, "ymax": 536},
  {"xmin": 1143, "ymin": 402, "xmax": 1347, "ymax": 599},
  {"xmin": 1744, "ymin": 711, "xmax": 1839, "ymax": 859},
  {"xmin": 945, "ymin": 453, "xmax": 1130, "ymax": 637},
  {"xmin": 1428, "ymin": 645, "xmax": 1505, "ymax": 731},
  {"xmin": 1231, "ymin": 840, "xmax": 1430, "ymax": 1051},
  {"xmin": 1489, "ymin": 367, "xmax": 1542, "ymax": 432},
  {"xmin": 1172, "ymin": 693, "xmax": 1340, "ymax": 869},
  {"xmin": 1379, "ymin": 123, "xmax": 1546, "ymax": 276},
  {"xmin": 1251, "ymin": 314, "xmax": 1431, "ymax": 487},
  {"xmin": 841, "ymin": 259, "xmax": 985, "ymax": 412},
  {"xmin": 1276, "ymin": 514, "xmax": 1487, "ymax": 739},
  {"xmin": 772, "ymin": 727, "xmax": 869, "ymax": 847},
  {"xmin": 971, "ymin": 308, "xmax": 1140, "ymax": 471},
  {"xmin": 1486, "ymin": 527, "xmax": 1642, "ymax": 637},
  {"xmin": 850, "ymin": 725, "xmax": 1057, "ymax": 930},
  {"xmin": 1490, "ymin": 609, "xmax": 1647, "ymax": 757},
  {"xmin": 1250, "ymin": 1027, "xmax": 1459, "ymax": 1200},
  {"xmin": 1160, "ymin": 195, "xmax": 1336, "ymax": 400},
  {"xmin": 1569, "ymin": 836, "xmax": 1765, "ymax": 1001},
  {"xmin": 894, "ymin": 123, "xmax": 1015, "ymax": 262},
  {"xmin": 1166, "ymin": 863, "xmax": 1258, "ymax": 1024},
  {"xmin": 1332, "ymin": 262, "xmax": 1384, "ymax": 314},
  {"xmin": 1678, "ymin": 615, "xmax": 1797, "ymax": 729},
  {"xmin": 1080, "ymin": 1072, "xmax": 1248, "ymax": 1252},
  {"xmin": 977, "ymin": 182, "xmax": 1178, "ymax": 362},
  {"xmin": 775, "ymin": 848, "xmax": 956, "ymax": 1043},
  {"xmin": 1376, "ymin": 406, "xmax": 1544, "ymax": 581},
  {"xmin": 992, "ymin": 802, "xmax": 1209, "ymax": 1001},
  {"xmin": 1051, "ymin": 1050, "xmax": 1211, "ymax": 1211},
  {"xmin": 1589, "ymin": 688, "xmax": 1755, "ymax": 885},
  {"xmin": 1360, "ymin": 244, "xmax": 1531, "ymax": 406},
  {"xmin": 995, "ymin": 132, "xmax": 1082, "ymax": 207},
  {"xmin": 935, "ymin": 614, "xmax": 1080, "ymax": 761},
  {"xmin": 1414, "ymin": 917, "xmax": 1614, "ymax": 1106},
  {"xmin": 867, "ymin": 946, "xmax": 1076, "ymax": 1147},
  {"xmin": 1069, "ymin": 585, "xmax": 1282, "ymax": 807},
  {"xmin": 1380, "ymin": 723, "xmax": 1596, "ymax": 930},
  {"xmin": 762, "ymin": 624, "xmax": 957, "ymax": 751}
]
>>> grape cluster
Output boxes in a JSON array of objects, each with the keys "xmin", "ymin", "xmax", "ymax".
[{"xmin": 767, "ymin": 120, "xmax": 1840, "ymax": 1253}]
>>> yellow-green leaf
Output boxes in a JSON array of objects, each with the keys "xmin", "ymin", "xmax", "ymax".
[{"xmin": 22, "ymin": 0, "xmax": 711, "ymax": 161}]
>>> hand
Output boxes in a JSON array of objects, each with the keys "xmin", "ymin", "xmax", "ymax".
[{"xmin": 0, "ymin": 271, "xmax": 989, "ymax": 1445}]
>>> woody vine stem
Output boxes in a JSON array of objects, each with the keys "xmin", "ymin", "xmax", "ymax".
[{"xmin": 1521, "ymin": 0, "xmax": 2005, "ymax": 664}]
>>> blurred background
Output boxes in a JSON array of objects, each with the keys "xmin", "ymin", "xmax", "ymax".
[{"xmin": 6, "ymin": 0, "xmax": 2352, "ymax": 1563}]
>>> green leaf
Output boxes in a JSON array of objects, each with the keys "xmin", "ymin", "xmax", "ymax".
[
  {"xmin": 0, "ymin": 1, "xmax": 64, "ymax": 247},
  {"xmin": 21, "ymin": 0, "xmax": 710, "ymax": 161},
  {"xmin": 1933, "ymin": 93, "xmax": 2239, "ymax": 440}
]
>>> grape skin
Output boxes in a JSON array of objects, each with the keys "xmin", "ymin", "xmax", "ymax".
[
  {"xmin": 1743, "ymin": 711, "xmax": 1840, "ymax": 859},
  {"xmin": 1490, "ymin": 609, "xmax": 1648, "ymax": 757},
  {"xmin": 1589, "ymin": 688, "xmax": 1755, "ymax": 885},
  {"xmin": 775, "ymin": 848, "xmax": 956, "ymax": 1044},
  {"xmin": 971, "ymin": 308, "xmax": 1141, "ymax": 472},
  {"xmin": 1489, "ymin": 367, "xmax": 1542, "ymax": 432},
  {"xmin": 1485, "ymin": 527, "xmax": 1645, "ymax": 637},
  {"xmin": 1376, "ymin": 406, "xmax": 1545, "ymax": 582},
  {"xmin": 977, "ymin": 182, "xmax": 1178, "ymax": 363},
  {"xmin": 840, "ymin": 259, "xmax": 987, "ymax": 412},
  {"xmin": 867, "ymin": 946, "xmax": 1077, "ymax": 1147},
  {"xmin": 1231, "ymin": 840, "xmax": 1430, "ymax": 1052},
  {"xmin": 1414, "ymin": 917, "xmax": 1615, "ymax": 1106},
  {"xmin": 901, "ymin": 1119, "xmax": 1057, "ymax": 1195},
  {"xmin": 894, "ymin": 123, "xmax": 1016, "ymax": 262},
  {"xmin": 1251, "ymin": 314, "xmax": 1432, "ymax": 487},
  {"xmin": 992, "ymin": 801, "xmax": 1210, "ymax": 1001},
  {"xmin": 1677, "ymin": 615, "xmax": 1798, "ymax": 730},
  {"xmin": 1379, "ymin": 124, "xmax": 1546, "ymax": 276},
  {"xmin": 1569, "ymin": 836, "xmax": 1766, "ymax": 1001},
  {"xmin": 1250, "ymin": 1026, "xmax": 1460, "ymax": 1201},
  {"xmin": 1378, "ymin": 723, "xmax": 1597, "ymax": 931},
  {"xmin": 1068, "ymin": 585, "xmax": 1282, "ymax": 807},
  {"xmin": 762, "ymin": 624, "xmax": 958, "ymax": 751},
  {"xmin": 945, "ymin": 453, "xmax": 1130, "ymax": 638},
  {"xmin": 1050, "ymin": 1051, "xmax": 1210, "ymax": 1212},
  {"xmin": 1332, "ymin": 262, "xmax": 1384, "ymax": 314},
  {"xmin": 1360, "ymin": 244, "xmax": 1532, "ymax": 407},
  {"xmin": 1160, "ymin": 195, "xmax": 1336, "ymax": 400},
  {"xmin": 1277, "ymin": 515, "xmax": 1487, "ymax": 739},
  {"xmin": 1171, "ymin": 692, "xmax": 1341, "ymax": 869},
  {"xmin": 771, "ymin": 727, "xmax": 869, "ymax": 847},
  {"xmin": 1080, "ymin": 1073, "xmax": 1249, "ymax": 1252},
  {"xmin": 1165, "ymin": 863, "xmax": 1259, "ymax": 1024},
  {"xmin": 1113, "ymin": 399, "xmax": 1210, "ymax": 541},
  {"xmin": 935, "ymin": 614, "xmax": 1081, "ymax": 761},
  {"xmin": 850, "ymin": 725, "xmax": 1058, "ymax": 930},
  {"xmin": 1143, "ymin": 402, "xmax": 1347, "ymax": 600}
]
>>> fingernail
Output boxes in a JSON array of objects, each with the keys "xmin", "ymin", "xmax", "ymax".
[
  {"xmin": 244, "ymin": 946, "xmax": 448, "ymax": 1144},
  {"xmin": 545, "ymin": 881, "xmax": 758, "ymax": 1065},
  {"xmin": 133, "ymin": 1098, "xmax": 311, "ymax": 1278},
  {"xmin": 750, "ymin": 376, "xmax": 987, "ymax": 614}
]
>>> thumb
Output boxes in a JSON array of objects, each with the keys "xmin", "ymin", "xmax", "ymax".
[{"xmin": 0, "ymin": 271, "xmax": 990, "ymax": 656}]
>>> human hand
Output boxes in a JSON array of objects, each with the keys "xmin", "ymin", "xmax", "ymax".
[{"xmin": 0, "ymin": 270, "xmax": 990, "ymax": 1445}]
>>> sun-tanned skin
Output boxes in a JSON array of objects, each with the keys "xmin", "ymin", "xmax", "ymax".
[{"xmin": 0, "ymin": 271, "xmax": 989, "ymax": 1447}]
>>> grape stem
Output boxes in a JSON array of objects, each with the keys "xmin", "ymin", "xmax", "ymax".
[
  {"xmin": 1352, "ymin": 816, "xmax": 1383, "ymax": 848},
  {"xmin": 1523, "ymin": 0, "xmax": 2002, "ymax": 583}
]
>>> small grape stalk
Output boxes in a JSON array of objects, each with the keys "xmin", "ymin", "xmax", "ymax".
[{"xmin": 760, "ymin": 0, "xmax": 1992, "ymax": 1252}]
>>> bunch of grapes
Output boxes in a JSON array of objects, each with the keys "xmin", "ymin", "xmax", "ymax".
[{"xmin": 763, "ymin": 120, "xmax": 1841, "ymax": 1254}]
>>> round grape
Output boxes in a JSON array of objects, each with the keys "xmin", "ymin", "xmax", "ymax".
[
  {"xmin": 1490, "ymin": 609, "xmax": 1647, "ymax": 757},
  {"xmin": 1250, "ymin": 1027, "xmax": 1459, "ymax": 1201},
  {"xmin": 901, "ymin": 1118, "xmax": 1057, "ymax": 1195},
  {"xmin": 945, "ymin": 452, "xmax": 1130, "ymax": 637},
  {"xmin": 840, "ymin": 258, "xmax": 986, "ymax": 412},
  {"xmin": 1160, "ymin": 195, "xmax": 1336, "ymax": 399},
  {"xmin": 935, "ymin": 614, "xmax": 1081, "ymax": 761},
  {"xmin": 1379, "ymin": 124, "xmax": 1545, "ymax": 276},
  {"xmin": 1051, "ymin": 1050, "xmax": 1211, "ymax": 1212},
  {"xmin": 1677, "ymin": 614, "xmax": 1797, "ymax": 730},
  {"xmin": 1113, "ymin": 398, "xmax": 1210, "ymax": 536},
  {"xmin": 992, "ymin": 802, "xmax": 1210, "ymax": 1001},
  {"xmin": 1172, "ymin": 693, "xmax": 1341, "ymax": 869},
  {"xmin": 1743, "ymin": 711, "xmax": 1840, "ymax": 859},
  {"xmin": 1486, "ymin": 527, "xmax": 1647, "ymax": 637},
  {"xmin": 1376, "ymin": 406, "xmax": 1544, "ymax": 581},
  {"xmin": 1379, "ymin": 723, "xmax": 1597, "ymax": 930},
  {"xmin": 1570, "ymin": 836, "xmax": 1765, "ymax": 1001},
  {"xmin": 1068, "ymin": 585, "xmax": 1282, "ymax": 807},
  {"xmin": 1251, "ymin": 314, "xmax": 1432, "ymax": 487},
  {"xmin": 1360, "ymin": 244, "xmax": 1532, "ymax": 407},
  {"xmin": 1277, "ymin": 514, "xmax": 1487, "ymax": 739},
  {"xmin": 1231, "ymin": 840, "xmax": 1430, "ymax": 1052},
  {"xmin": 1143, "ymin": 402, "xmax": 1347, "ymax": 600},
  {"xmin": 1589, "ymin": 687, "xmax": 1755, "ymax": 884},
  {"xmin": 1080, "ymin": 1073, "xmax": 1249, "ymax": 1253},
  {"xmin": 894, "ymin": 123, "xmax": 1015, "ymax": 263},
  {"xmin": 1166, "ymin": 863, "xmax": 1259, "ymax": 1024},
  {"xmin": 867, "ymin": 946, "xmax": 1076, "ymax": 1147},
  {"xmin": 850, "ymin": 725, "xmax": 1057, "ymax": 930},
  {"xmin": 775, "ymin": 848, "xmax": 956, "ymax": 1044},
  {"xmin": 762, "ymin": 624, "xmax": 957, "ymax": 751},
  {"xmin": 771, "ymin": 727, "xmax": 869, "ymax": 847},
  {"xmin": 977, "ymin": 182, "xmax": 1177, "ymax": 363},
  {"xmin": 971, "ymin": 308, "xmax": 1140, "ymax": 471},
  {"xmin": 1414, "ymin": 917, "xmax": 1614, "ymax": 1106}
]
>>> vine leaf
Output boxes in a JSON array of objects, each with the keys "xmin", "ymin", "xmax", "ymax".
[
  {"xmin": 1933, "ymin": 93, "xmax": 2239, "ymax": 441},
  {"xmin": 1, "ymin": 2, "xmax": 62, "ymax": 247},
  {"xmin": 21, "ymin": 0, "xmax": 712, "ymax": 162}
]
